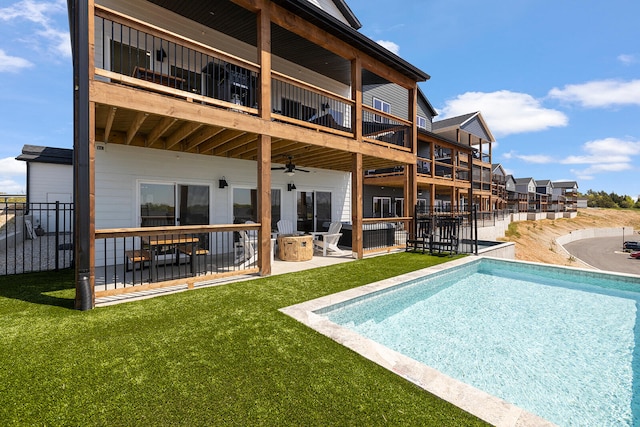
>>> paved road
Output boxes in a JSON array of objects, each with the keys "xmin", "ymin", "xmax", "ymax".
[{"xmin": 563, "ymin": 236, "xmax": 640, "ymax": 276}]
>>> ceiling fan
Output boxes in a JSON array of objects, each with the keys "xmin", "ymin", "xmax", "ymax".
[{"xmin": 271, "ymin": 156, "xmax": 310, "ymax": 176}]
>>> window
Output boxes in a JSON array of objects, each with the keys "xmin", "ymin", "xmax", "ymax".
[
  {"xmin": 394, "ymin": 198, "xmax": 404, "ymax": 217},
  {"xmin": 373, "ymin": 97, "xmax": 390, "ymax": 123},
  {"xmin": 233, "ymin": 188, "xmax": 282, "ymax": 231},
  {"xmin": 417, "ymin": 115, "xmax": 427, "ymax": 129},
  {"xmin": 111, "ymin": 40, "xmax": 150, "ymax": 76},
  {"xmin": 373, "ymin": 197, "xmax": 392, "ymax": 218}
]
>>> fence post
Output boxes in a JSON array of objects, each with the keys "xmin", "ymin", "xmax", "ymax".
[
  {"xmin": 55, "ymin": 201, "xmax": 60, "ymax": 271},
  {"xmin": 473, "ymin": 206, "xmax": 478, "ymax": 255}
]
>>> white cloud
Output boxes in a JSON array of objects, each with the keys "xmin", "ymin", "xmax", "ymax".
[
  {"xmin": 617, "ymin": 54, "xmax": 638, "ymax": 65},
  {"xmin": 560, "ymin": 138, "xmax": 640, "ymax": 165},
  {"xmin": 0, "ymin": 157, "xmax": 26, "ymax": 193},
  {"xmin": 0, "ymin": 49, "xmax": 33, "ymax": 72},
  {"xmin": 500, "ymin": 151, "xmax": 553, "ymax": 164},
  {"xmin": 548, "ymin": 79, "xmax": 640, "ymax": 108},
  {"xmin": 439, "ymin": 90, "xmax": 568, "ymax": 137},
  {"xmin": 0, "ymin": 0, "xmax": 70, "ymax": 58},
  {"xmin": 0, "ymin": 157, "xmax": 26, "ymax": 176},
  {"xmin": 376, "ymin": 40, "xmax": 400, "ymax": 55}
]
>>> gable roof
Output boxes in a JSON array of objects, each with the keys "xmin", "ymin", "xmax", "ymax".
[
  {"xmin": 16, "ymin": 145, "xmax": 73, "ymax": 165},
  {"xmin": 319, "ymin": 0, "xmax": 361, "ymax": 29},
  {"xmin": 417, "ymin": 87, "xmax": 437, "ymax": 117},
  {"xmin": 514, "ymin": 177, "xmax": 535, "ymax": 186},
  {"xmin": 492, "ymin": 163, "xmax": 505, "ymax": 175},
  {"xmin": 536, "ymin": 179, "xmax": 552, "ymax": 186},
  {"xmin": 432, "ymin": 111, "xmax": 495, "ymax": 142},
  {"xmin": 553, "ymin": 181, "xmax": 579, "ymax": 189}
]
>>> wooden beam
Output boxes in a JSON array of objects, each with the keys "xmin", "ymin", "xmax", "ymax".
[
  {"xmin": 165, "ymin": 122, "xmax": 202, "ymax": 150},
  {"xmin": 195, "ymin": 129, "xmax": 245, "ymax": 154},
  {"xmin": 103, "ymin": 106, "xmax": 116, "ymax": 143},
  {"xmin": 147, "ymin": 116, "xmax": 177, "ymax": 147},
  {"xmin": 257, "ymin": 6, "xmax": 271, "ymax": 120},
  {"xmin": 351, "ymin": 153, "xmax": 363, "ymax": 259},
  {"xmin": 257, "ymin": 134, "xmax": 271, "ymax": 276},
  {"xmin": 184, "ymin": 126, "xmax": 225, "ymax": 152},
  {"xmin": 211, "ymin": 132, "xmax": 257, "ymax": 156},
  {"xmin": 125, "ymin": 112, "xmax": 148, "ymax": 145}
]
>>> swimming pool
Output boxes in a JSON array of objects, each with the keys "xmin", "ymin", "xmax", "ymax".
[{"xmin": 281, "ymin": 257, "xmax": 640, "ymax": 427}]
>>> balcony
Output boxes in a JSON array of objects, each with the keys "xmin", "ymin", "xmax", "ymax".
[{"xmin": 93, "ymin": 5, "xmax": 414, "ymax": 161}]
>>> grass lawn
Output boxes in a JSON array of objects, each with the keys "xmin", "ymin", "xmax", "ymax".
[{"xmin": 0, "ymin": 252, "xmax": 487, "ymax": 426}]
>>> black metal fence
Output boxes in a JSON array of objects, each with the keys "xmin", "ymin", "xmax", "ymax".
[
  {"xmin": 406, "ymin": 206, "xmax": 478, "ymax": 255},
  {"xmin": 0, "ymin": 202, "xmax": 74, "ymax": 275}
]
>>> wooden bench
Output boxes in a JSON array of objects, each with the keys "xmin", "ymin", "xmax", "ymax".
[
  {"xmin": 125, "ymin": 249, "xmax": 151, "ymax": 271},
  {"xmin": 176, "ymin": 245, "xmax": 209, "ymax": 257}
]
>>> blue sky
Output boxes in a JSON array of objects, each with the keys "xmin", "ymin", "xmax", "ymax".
[{"xmin": 1, "ymin": 0, "xmax": 639, "ymax": 198}]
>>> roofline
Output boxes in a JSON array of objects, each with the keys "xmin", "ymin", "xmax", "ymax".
[
  {"xmin": 418, "ymin": 128, "xmax": 477, "ymax": 152},
  {"xmin": 331, "ymin": 0, "xmax": 361, "ymax": 29},
  {"xmin": 417, "ymin": 86, "xmax": 438, "ymax": 117},
  {"xmin": 272, "ymin": 0, "xmax": 430, "ymax": 82}
]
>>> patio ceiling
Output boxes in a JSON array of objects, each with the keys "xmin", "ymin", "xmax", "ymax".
[{"xmin": 94, "ymin": 104, "xmax": 401, "ymax": 173}]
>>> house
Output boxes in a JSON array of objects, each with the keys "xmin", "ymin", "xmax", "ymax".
[
  {"xmin": 506, "ymin": 175, "xmax": 526, "ymax": 213},
  {"xmin": 491, "ymin": 164, "xmax": 507, "ymax": 211},
  {"xmin": 431, "ymin": 112, "xmax": 495, "ymax": 212},
  {"xmin": 552, "ymin": 181, "xmax": 579, "ymax": 211},
  {"xmin": 15, "ymin": 145, "xmax": 73, "ymax": 233},
  {"xmin": 362, "ymin": 88, "xmax": 479, "ymax": 215},
  {"xmin": 68, "ymin": 0, "xmax": 430, "ymax": 308},
  {"xmin": 513, "ymin": 177, "xmax": 538, "ymax": 212}
]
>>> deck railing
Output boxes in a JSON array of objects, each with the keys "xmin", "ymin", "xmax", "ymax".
[
  {"xmin": 362, "ymin": 106, "xmax": 412, "ymax": 150},
  {"xmin": 0, "ymin": 202, "xmax": 74, "ymax": 276},
  {"xmin": 94, "ymin": 223, "xmax": 260, "ymax": 296}
]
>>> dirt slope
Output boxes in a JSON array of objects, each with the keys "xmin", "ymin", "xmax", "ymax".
[{"xmin": 499, "ymin": 209, "xmax": 640, "ymax": 266}]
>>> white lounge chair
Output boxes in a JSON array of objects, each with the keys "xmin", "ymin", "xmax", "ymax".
[
  {"xmin": 276, "ymin": 219, "xmax": 297, "ymax": 235},
  {"xmin": 234, "ymin": 230, "xmax": 257, "ymax": 268},
  {"xmin": 313, "ymin": 222, "xmax": 343, "ymax": 256}
]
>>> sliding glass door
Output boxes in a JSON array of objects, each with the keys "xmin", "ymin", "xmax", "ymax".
[
  {"xmin": 296, "ymin": 191, "xmax": 331, "ymax": 233},
  {"xmin": 140, "ymin": 182, "xmax": 209, "ymax": 227}
]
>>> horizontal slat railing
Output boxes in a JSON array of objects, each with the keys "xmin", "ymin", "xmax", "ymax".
[{"xmin": 94, "ymin": 223, "xmax": 260, "ymax": 296}]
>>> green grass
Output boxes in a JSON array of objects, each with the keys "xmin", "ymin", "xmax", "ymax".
[{"xmin": 0, "ymin": 253, "xmax": 487, "ymax": 426}]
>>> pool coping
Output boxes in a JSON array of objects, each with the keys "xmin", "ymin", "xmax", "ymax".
[{"xmin": 280, "ymin": 255, "xmax": 561, "ymax": 427}]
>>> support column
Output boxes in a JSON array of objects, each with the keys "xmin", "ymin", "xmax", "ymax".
[
  {"xmin": 351, "ymin": 153, "xmax": 363, "ymax": 259},
  {"xmin": 257, "ymin": 134, "xmax": 272, "ymax": 275},
  {"xmin": 404, "ymin": 163, "xmax": 416, "ymax": 221},
  {"xmin": 351, "ymin": 57, "xmax": 362, "ymax": 141},
  {"xmin": 71, "ymin": 0, "xmax": 95, "ymax": 309},
  {"xmin": 257, "ymin": 6, "xmax": 271, "ymax": 120}
]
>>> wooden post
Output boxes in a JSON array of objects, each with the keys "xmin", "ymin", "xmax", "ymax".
[
  {"xmin": 351, "ymin": 153, "xmax": 363, "ymax": 259},
  {"xmin": 351, "ymin": 57, "xmax": 362, "ymax": 141},
  {"xmin": 257, "ymin": 6, "xmax": 271, "ymax": 121},
  {"xmin": 257, "ymin": 134, "xmax": 271, "ymax": 275}
]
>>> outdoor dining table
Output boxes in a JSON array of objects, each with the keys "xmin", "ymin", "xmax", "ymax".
[{"xmin": 143, "ymin": 235, "xmax": 199, "ymax": 282}]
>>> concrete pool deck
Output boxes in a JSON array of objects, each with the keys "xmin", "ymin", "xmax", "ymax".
[{"xmin": 281, "ymin": 256, "xmax": 557, "ymax": 427}]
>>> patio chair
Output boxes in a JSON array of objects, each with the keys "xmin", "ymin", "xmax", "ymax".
[
  {"xmin": 276, "ymin": 219, "xmax": 297, "ymax": 235},
  {"xmin": 234, "ymin": 230, "xmax": 257, "ymax": 268},
  {"xmin": 313, "ymin": 222, "xmax": 343, "ymax": 256}
]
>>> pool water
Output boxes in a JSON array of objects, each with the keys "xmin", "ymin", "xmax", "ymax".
[{"xmin": 320, "ymin": 259, "xmax": 640, "ymax": 427}]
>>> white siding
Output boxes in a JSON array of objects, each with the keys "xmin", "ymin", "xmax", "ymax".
[
  {"xmin": 94, "ymin": 144, "xmax": 351, "ymax": 265},
  {"xmin": 304, "ymin": 0, "xmax": 351, "ymax": 26},
  {"xmin": 28, "ymin": 163, "xmax": 73, "ymax": 203}
]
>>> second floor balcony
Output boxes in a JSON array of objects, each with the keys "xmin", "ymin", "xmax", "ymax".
[{"xmin": 93, "ymin": 3, "xmax": 415, "ymax": 155}]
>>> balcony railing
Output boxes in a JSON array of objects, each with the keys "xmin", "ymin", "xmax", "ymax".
[
  {"xmin": 362, "ymin": 106, "xmax": 412, "ymax": 150},
  {"xmin": 94, "ymin": 6, "xmax": 419, "ymax": 153},
  {"xmin": 94, "ymin": 223, "xmax": 260, "ymax": 296}
]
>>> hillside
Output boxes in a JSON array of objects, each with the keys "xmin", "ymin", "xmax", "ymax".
[{"xmin": 499, "ymin": 209, "xmax": 640, "ymax": 266}]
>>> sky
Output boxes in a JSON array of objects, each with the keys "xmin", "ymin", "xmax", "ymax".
[{"xmin": 1, "ymin": 0, "xmax": 639, "ymax": 198}]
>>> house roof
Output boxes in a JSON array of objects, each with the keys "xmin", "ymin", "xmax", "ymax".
[
  {"xmin": 492, "ymin": 163, "xmax": 505, "ymax": 175},
  {"xmin": 432, "ymin": 111, "xmax": 495, "ymax": 142},
  {"xmin": 138, "ymin": 0, "xmax": 430, "ymax": 83},
  {"xmin": 514, "ymin": 177, "xmax": 535, "ymax": 185},
  {"xmin": 417, "ymin": 87, "xmax": 438, "ymax": 118},
  {"xmin": 536, "ymin": 179, "xmax": 552, "ymax": 186},
  {"xmin": 417, "ymin": 129, "xmax": 476, "ymax": 153},
  {"xmin": 322, "ymin": 0, "xmax": 361, "ymax": 29},
  {"xmin": 553, "ymin": 181, "xmax": 579, "ymax": 189},
  {"xmin": 16, "ymin": 145, "xmax": 73, "ymax": 165}
]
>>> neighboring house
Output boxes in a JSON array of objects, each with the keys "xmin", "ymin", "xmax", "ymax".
[
  {"xmin": 513, "ymin": 177, "xmax": 540, "ymax": 212},
  {"xmin": 68, "ymin": 0, "xmax": 430, "ymax": 308},
  {"xmin": 505, "ymin": 175, "xmax": 526, "ymax": 213},
  {"xmin": 16, "ymin": 145, "xmax": 73, "ymax": 233},
  {"xmin": 362, "ymin": 88, "xmax": 482, "ymax": 215},
  {"xmin": 553, "ymin": 181, "xmax": 579, "ymax": 211},
  {"xmin": 491, "ymin": 164, "xmax": 507, "ymax": 211},
  {"xmin": 432, "ymin": 112, "xmax": 495, "ymax": 212}
]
